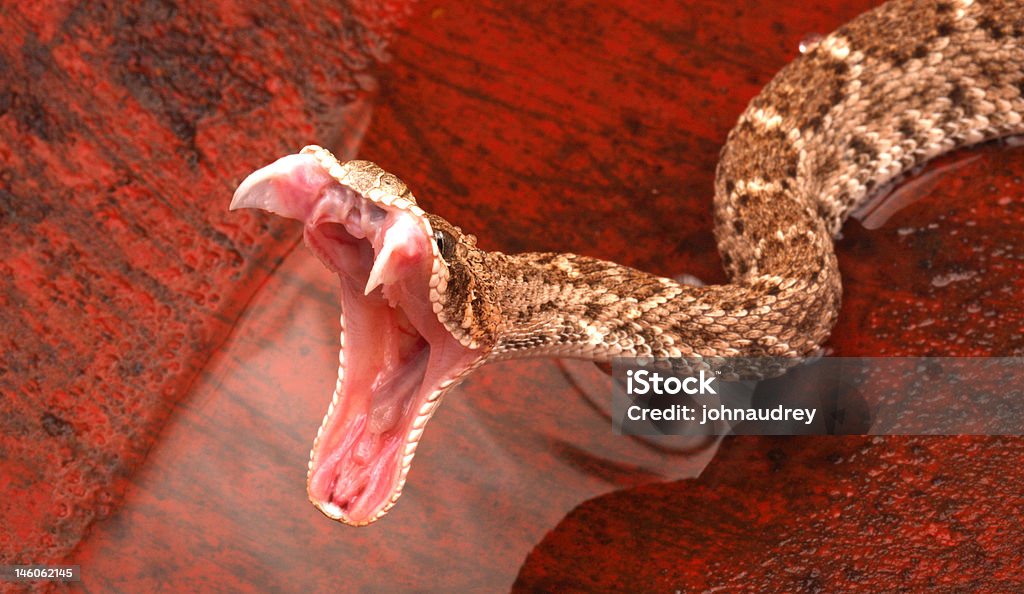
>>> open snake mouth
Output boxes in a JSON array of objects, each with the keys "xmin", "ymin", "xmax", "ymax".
[{"xmin": 231, "ymin": 148, "xmax": 479, "ymax": 525}]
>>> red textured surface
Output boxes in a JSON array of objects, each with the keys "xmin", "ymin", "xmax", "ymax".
[
  {"xmin": 0, "ymin": 0, "xmax": 410, "ymax": 576},
  {"xmin": 513, "ymin": 436, "xmax": 1024, "ymax": 592},
  {"xmin": 1, "ymin": 0, "xmax": 1023, "ymax": 592}
]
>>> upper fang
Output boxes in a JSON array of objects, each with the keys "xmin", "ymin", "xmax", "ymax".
[{"xmin": 365, "ymin": 235, "xmax": 398, "ymax": 295}]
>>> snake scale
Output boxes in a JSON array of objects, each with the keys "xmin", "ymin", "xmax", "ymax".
[{"xmin": 231, "ymin": 0, "xmax": 1024, "ymax": 524}]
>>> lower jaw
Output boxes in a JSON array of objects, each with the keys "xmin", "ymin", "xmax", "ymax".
[
  {"xmin": 304, "ymin": 279, "xmax": 477, "ymax": 525},
  {"xmin": 304, "ymin": 283, "xmax": 416, "ymax": 522}
]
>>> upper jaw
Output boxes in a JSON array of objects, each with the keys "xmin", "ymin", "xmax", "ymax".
[{"xmin": 231, "ymin": 147, "xmax": 484, "ymax": 525}]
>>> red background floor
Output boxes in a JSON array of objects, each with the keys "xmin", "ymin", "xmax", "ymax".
[{"xmin": 2, "ymin": 0, "xmax": 1023, "ymax": 591}]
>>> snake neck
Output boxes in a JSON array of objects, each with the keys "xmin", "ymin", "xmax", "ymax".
[{"xmin": 481, "ymin": 249, "xmax": 839, "ymax": 361}]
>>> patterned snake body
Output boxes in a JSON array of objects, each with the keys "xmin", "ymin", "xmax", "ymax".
[{"xmin": 231, "ymin": 0, "xmax": 1024, "ymax": 524}]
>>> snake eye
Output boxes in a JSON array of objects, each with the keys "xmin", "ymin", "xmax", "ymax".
[{"xmin": 434, "ymin": 228, "xmax": 456, "ymax": 261}]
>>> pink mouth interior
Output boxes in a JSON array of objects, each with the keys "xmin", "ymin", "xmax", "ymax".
[{"xmin": 231, "ymin": 154, "xmax": 476, "ymax": 524}]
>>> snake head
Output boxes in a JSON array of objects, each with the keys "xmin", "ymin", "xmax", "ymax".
[
  {"xmin": 423, "ymin": 214, "xmax": 504, "ymax": 351},
  {"xmin": 231, "ymin": 146, "xmax": 493, "ymax": 525}
]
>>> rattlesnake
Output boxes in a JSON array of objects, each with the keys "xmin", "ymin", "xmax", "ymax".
[{"xmin": 231, "ymin": 0, "xmax": 1024, "ymax": 525}]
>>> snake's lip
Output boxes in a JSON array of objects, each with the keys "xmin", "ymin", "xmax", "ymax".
[{"xmin": 232, "ymin": 147, "xmax": 479, "ymax": 525}]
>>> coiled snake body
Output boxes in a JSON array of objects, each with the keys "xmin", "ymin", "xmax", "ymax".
[{"xmin": 232, "ymin": 0, "xmax": 1024, "ymax": 524}]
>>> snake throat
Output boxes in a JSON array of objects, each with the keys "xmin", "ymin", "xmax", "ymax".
[{"xmin": 231, "ymin": 149, "xmax": 479, "ymax": 525}]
